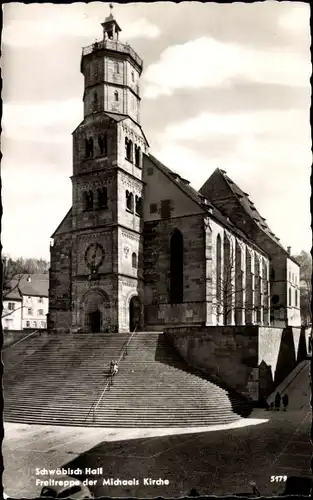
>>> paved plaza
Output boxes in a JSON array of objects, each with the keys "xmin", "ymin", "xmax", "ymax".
[{"xmin": 3, "ymin": 408, "xmax": 311, "ymax": 498}]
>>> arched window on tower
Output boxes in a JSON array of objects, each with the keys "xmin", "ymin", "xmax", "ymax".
[
  {"xmin": 132, "ymin": 252, "xmax": 137, "ymax": 269},
  {"xmin": 295, "ymin": 288, "xmax": 298, "ymax": 307},
  {"xmin": 85, "ymin": 137, "xmax": 94, "ymax": 158},
  {"xmin": 83, "ymin": 190, "xmax": 93, "ymax": 211},
  {"xmin": 98, "ymin": 134, "xmax": 108, "ymax": 156},
  {"xmin": 289, "ymin": 288, "xmax": 292, "ymax": 306},
  {"xmin": 114, "ymin": 62, "xmax": 119, "ymax": 74},
  {"xmin": 97, "ymin": 187, "xmax": 108, "ymax": 208},
  {"xmin": 125, "ymin": 138, "xmax": 133, "ymax": 162},
  {"xmin": 131, "ymin": 71, "xmax": 135, "ymax": 82},
  {"xmin": 126, "ymin": 190, "xmax": 134, "ymax": 212},
  {"xmin": 170, "ymin": 229, "xmax": 184, "ymax": 303},
  {"xmin": 135, "ymin": 195, "xmax": 142, "ymax": 217},
  {"xmin": 135, "ymin": 145, "xmax": 141, "ymax": 168},
  {"xmin": 114, "ymin": 90, "xmax": 119, "ymax": 101}
]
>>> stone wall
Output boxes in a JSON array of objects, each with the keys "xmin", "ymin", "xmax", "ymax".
[
  {"xmin": 49, "ymin": 234, "xmax": 72, "ymax": 333},
  {"xmin": 165, "ymin": 325, "xmax": 309, "ymax": 402},
  {"xmin": 144, "ymin": 214, "xmax": 206, "ymax": 328},
  {"xmin": 165, "ymin": 326, "xmax": 259, "ymax": 400}
]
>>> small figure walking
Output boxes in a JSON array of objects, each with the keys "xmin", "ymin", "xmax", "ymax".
[
  {"xmin": 282, "ymin": 393, "xmax": 289, "ymax": 411},
  {"xmin": 113, "ymin": 361, "xmax": 119, "ymax": 376},
  {"xmin": 109, "ymin": 360, "xmax": 114, "ymax": 375},
  {"xmin": 274, "ymin": 392, "xmax": 281, "ymax": 411}
]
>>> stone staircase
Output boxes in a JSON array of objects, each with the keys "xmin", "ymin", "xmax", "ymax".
[{"xmin": 3, "ymin": 332, "xmax": 252, "ymax": 427}]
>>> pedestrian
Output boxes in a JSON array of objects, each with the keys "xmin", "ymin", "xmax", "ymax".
[
  {"xmin": 113, "ymin": 361, "xmax": 118, "ymax": 375},
  {"xmin": 282, "ymin": 393, "xmax": 289, "ymax": 411},
  {"xmin": 274, "ymin": 392, "xmax": 281, "ymax": 410},
  {"xmin": 109, "ymin": 360, "xmax": 114, "ymax": 375}
]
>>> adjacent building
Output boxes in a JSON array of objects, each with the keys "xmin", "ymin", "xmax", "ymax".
[{"xmin": 2, "ymin": 274, "xmax": 49, "ymax": 331}]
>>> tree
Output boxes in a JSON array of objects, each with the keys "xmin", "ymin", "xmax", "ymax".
[
  {"xmin": 210, "ymin": 237, "xmax": 269, "ymax": 325},
  {"xmin": 211, "ymin": 239, "xmax": 246, "ymax": 325},
  {"xmin": 295, "ymin": 250, "xmax": 312, "ymax": 326}
]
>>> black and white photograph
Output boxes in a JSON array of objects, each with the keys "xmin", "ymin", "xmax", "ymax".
[{"xmin": 1, "ymin": 1, "xmax": 312, "ymax": 498}]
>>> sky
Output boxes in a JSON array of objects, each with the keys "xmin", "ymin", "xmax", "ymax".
[{"xmin": 2, "ymin": 1, "xmax": 311, "ymax": 260}]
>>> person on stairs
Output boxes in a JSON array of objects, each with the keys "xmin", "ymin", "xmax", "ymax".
[
  {"xmin": 109, "ymin": 360, "xmax": 114, "ymax": 375},
  {"xmin": 274, "ymin": 392, "xmax": 281, "ymax": 411},
  {"xmin": 113, "ymin": 361, "xmax": 118, "ymax": 376},
  {"xmin": 282, "ymin": 393, "xmax": 289, "ymax": 411}
]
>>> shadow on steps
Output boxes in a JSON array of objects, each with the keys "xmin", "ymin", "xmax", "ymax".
[{"xmin": 154, "ymin": 334, "xmax": 253, "ymax": 418}]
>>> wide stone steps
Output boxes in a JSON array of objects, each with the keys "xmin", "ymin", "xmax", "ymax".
[{"xmin": 3, "ymin": 332, "xmax": 252, "ymax": 427}]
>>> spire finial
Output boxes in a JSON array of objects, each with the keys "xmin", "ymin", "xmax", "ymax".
[{"xmin": 109, "ymin": 3, "xmax": 114, "ymax": 14}]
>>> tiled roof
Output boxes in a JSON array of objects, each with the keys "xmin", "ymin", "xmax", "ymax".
[
  {"xmin": 9, "ymin": 274, "xmax": 49, "ymax": 298},
  {"xmin": 3, "ymin": 285, "xmax": 22, "ymax": 301},
  {"xmin": 215, "ymin": 169, "xmax": 298, "ymax": 263}
]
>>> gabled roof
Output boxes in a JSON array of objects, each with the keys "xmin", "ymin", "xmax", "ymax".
[
  {"xmin": 145, "ymin": 154, "xmax": 267, "ymax": 256},
  {"xmin": 6, "ymin": 274, "xmax": 49, "ymax": 299},
  {"xmin": 146, "ymin": 153, "xmax": 210, "ymax": 210},
  {"xmin": 3, "ymin": 286, "xmax": 22, "ymax": 301},
  {"xmin": 51, "ymin": 208, "xmax": 72, "ymax": 238},
  {"xmin": 201, "ymin": 168, "xmax": 298, "ymax": 262},
  {"xmin": 19, "ymin": 274, "xmax": 49, "ymax": 297}
]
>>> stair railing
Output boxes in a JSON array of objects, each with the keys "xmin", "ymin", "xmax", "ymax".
[
  {"xmin": 3, "ymin": 329, "xmax": 40, "ymax": 350},
  {"xmin": 84, "ymin": 326, "xmax": 137, "ymax": 423}
]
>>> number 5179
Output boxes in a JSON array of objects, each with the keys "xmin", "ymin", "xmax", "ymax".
[{"xmin": 270, "ymin": 476, "xmax": 287, "ymax": 482}]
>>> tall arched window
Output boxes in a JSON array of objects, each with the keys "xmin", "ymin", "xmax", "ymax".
[
  {"xmin": 295, "ymin": 289, "xmax": 298, "ymax": 307},
  {"xmin": 85, "ymin": 137, "xmax": 94, "ymax": 158},
  {"xmin": 83, "ymin": 190, "xmax": 93, "ymax": 210},
  {"xmin": 216, "ymin": 234, "xmax": 222, "ymax": 318},
  {"xmin": 114, "ymin": 62, "xmax": 120, "ymax": 74},
  {"xmin": 114, "ymin": 90, "xmax": 119, "ymax": 101},
  {"xmin": 135, "ymin": 145, "xmax": 141, "ymax": 168},
  {"xmin": 289, "ymin": 288, "xmax": 292, "ymax": 306},
  {"xmin": 132, "ymin": 252, "xmax": 137, "ymax": 269},
  {"xmin": 125, "ymin": 138, "xmax": 133, "ymax": 162},
  {"xmin": 126, "ymin": 190, "xmax": 134, "ymax": 212},
  {"xmin": 170, "ymin": 229, "xmax": 184, "ymax": 303},
  {"xmin": 98, "ymin": 134, "xmax": 107, "ymax": 155},
  {"xmin": 223, "ymin": 234, "xmax": 232, "ymax": 324},
  {"xmin": 97, "ymin": 187, "xmax": 108, "ymax": 208}
]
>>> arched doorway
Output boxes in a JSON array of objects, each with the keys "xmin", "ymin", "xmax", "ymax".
[
  {"xmin": 129, "ymin": 296, "xmax": 141, "ymax": 332},
  {"xmin": 89, "ymin": 309, "xmax": 101, "ymax": 333},
  {"xmin": 82, "ymin": 290, "xmax": 109, "ymax": 333}
]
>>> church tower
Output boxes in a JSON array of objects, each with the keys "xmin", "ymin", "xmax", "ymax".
[{"xmin": 69, "ymin": 7, "xmax": 149, "ymax": 333}]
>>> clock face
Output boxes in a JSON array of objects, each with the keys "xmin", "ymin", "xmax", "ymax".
[{"xmin": 84, "ymin": 243, "xmax": 105, "ymax": 269}]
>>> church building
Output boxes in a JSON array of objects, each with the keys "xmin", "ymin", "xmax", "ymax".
[{"xmin": 48, "ymin": 12, "xmax": 301, "ymax": 334}]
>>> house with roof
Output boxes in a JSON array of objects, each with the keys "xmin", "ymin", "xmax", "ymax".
[
  {"xmin": 48, "ymin": 13, "xmax": 300, "ymax": 335},
  {"xmin": 2, "ymin": 287, "xmax": 23, "ymax": 331},
  {"xmin": 3, "ymin": 274, "xmax": 49, "ymax": 331}
]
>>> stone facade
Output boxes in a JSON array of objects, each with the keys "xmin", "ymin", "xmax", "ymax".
[{"xmin": 49, "ymin": 14, "xmax": 300, "ymax": 335}]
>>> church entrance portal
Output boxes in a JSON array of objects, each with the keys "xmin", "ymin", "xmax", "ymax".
[
  {"xmin": 82, "ymin": 290, "xmax": 109, "ymax": 333},
  {"xmin": 89, "ymin": 309, "xmax": 101, "ymax": 333},
  {"xmin": 129, "ymin": 296, "xmax": 141, "ymax": 332}
]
